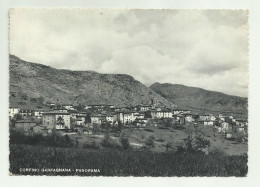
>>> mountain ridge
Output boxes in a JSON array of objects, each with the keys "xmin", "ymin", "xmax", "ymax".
[
  {"xmin": 9, "ymin": 55, "xmax": 176, "ymax": 108},
  {"xmin": 150, "ymin": 82, "xmax": 248, "ymax": 118},
  {"xmin": 150, "ymin": 82, "xmax": 247, "ymax": 99}
]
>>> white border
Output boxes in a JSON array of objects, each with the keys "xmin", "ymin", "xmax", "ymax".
[{"xmin": 1, "ymin": 0, "xmax": 260, "ymax": 187}]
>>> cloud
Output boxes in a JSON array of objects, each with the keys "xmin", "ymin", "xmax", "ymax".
[{"xmin": 9, "ymin": 9, "xmax": 248, "ymax": 97}]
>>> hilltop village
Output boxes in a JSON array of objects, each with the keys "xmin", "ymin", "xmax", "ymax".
[{"xmin": 9, "ymin": 100, "xmax": 248, "ymax": 140}]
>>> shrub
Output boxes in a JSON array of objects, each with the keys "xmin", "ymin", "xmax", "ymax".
[
  {"xmin": 100, "ymin": 133, "xmax": 121, "ymax": 149},
  {"xmin": 119, "ymin": 133, "xmax": 130, "ymax": 150},
  {"xmin": 9, "ymin": 129, "xmax": 74, "ymax": 148},
  {"xmin": 101, "ymin": 133, "xmax": 111, "ymax": 147},
  {"xmin": 83, "ymin": 141, "xmax": 101, "ymax": 150},
  {"xmin": 92, "ymin": 123, "xmax": 101, "ymax": 135},
  {"xmin": 158, "ymin": 126, "xmax": 168, "ymax": 130},
  {"xmin": 165, "ymin": 141, "xmax": 173, "ymax": 152},
  {"xmin": 145, "ymin": 136, "xmax": 155, "ymax": 148},
  {"xmin": 144, "ymin": 128, "xmax": 154, "ymax": 132},
  {"xmin": 177, "ymin": 133, "xmax": 211, "ymax": 154}
]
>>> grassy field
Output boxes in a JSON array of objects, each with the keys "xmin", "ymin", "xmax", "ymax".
[
  {"xmin": 9, "ymin": 144, "xmax": 247, "ymax": 176},
  {"xmin": 66, "ymin": 126, "xmax": 247, "ymax": 155}
]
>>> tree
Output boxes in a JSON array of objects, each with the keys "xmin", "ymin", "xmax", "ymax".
[
  {"xmin": 64, "ymin": 134, "xmax": 72, "ymax": 144},
  {"xmin": 57, "ymin": 116, "xmax": 64, "ymax": 127},
  {"xmin": 85, "ymin": 113, "xmax": 91, "ymax": 123},
  {"xmin": 101, "ymin": 121, "xmax": 111, "ymax": 132},
  {"xmin": 145, "ymin": 135, "xmax": 155, "ymax": 148},
  {"xmin": 92, "ymin": 123, "xmax": 101, "ymax": 135},
  {"xmin": 38, "ymin": 96, "xmax": 44, "ymax": 105},
  {"xmin": 193, "ymin": 135, "xmax": 211, "ymax": 151},
  {"xmin": 144, "ymin": 111, "xmax": 152, "ymax": 118},
  {"xmin": 13, "ymin": 113, "xmax": 23, "ymax": 121},
  {"xmin": 85, "ymin": 113, "xmax": 92, "ymax": 135},
  {"xmin": 70, "ymin": 117, "xmax": 76, "ymax": 130},
  {"xmin": 233, "ymin": 131, "xmax": 246, "ymax": 143},
  {"xmin": 165, "ymin": 141, "xmax": 173, "ymax": 152},
  {"xmin": 56, "ymin": 103, "xmax": 62, "ymax": 108},
  {"xmin": 76, "ymin": 103, "xmax": 85, "ymax": 111},
  {"xmin": 10, "ymin": 114, "xmax": 23, "ymax": 127},
  {"xmin": 30, "ymin": 97, "xmax": 37, "ymax": 103},
  {"xmin": 194, "ymin": 114, "xmax": 200, "ymax": 121},
  {"xmin": 112, "ymin": 120, "xmax": 123, "ymax": 133},
  {"xmin": 101, "ymin": 133, "xmax": 112, "ymax": 147},
  {"xmin": 177, "ymin": 126, "xmax": 211, "ymax": 154},
  {"xmin": 120, "ymin": 133, "xmax": 130, "ymax": 150},
  {"xmin": 164, "ymin": 118, "xmax": 173, "ymax": 127},
  {"xmin": 20, "ymin": 93, "xmax": 28, "ymax": 101},
  {"xmin": 18, "ymin": 92, "xmax": 27, "ymax": 104},
  {"xmin": 75, "ymin": 138, "xmax": 79, "ymax": 147}
]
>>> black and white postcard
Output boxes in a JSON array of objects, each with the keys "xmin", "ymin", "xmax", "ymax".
[{"xmin": 8, "ymin": 9, "xmax": 248, "ymax": 177}]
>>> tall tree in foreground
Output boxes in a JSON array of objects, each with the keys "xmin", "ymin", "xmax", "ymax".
[{"xmin": 85, "ymin": 113, "xmax": 92, "ymax": 135}]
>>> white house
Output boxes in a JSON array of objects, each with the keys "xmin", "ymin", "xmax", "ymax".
[
  {"xmin": 63, "ymin": 104, "xmax": 75, "ymax": 110},
  {"xmin": 19, "ymin": 109, "xmax": 34, "ymax": 117},
  {"xmin": 221, "ymin": 122, "xmax": 229, "ymax": 131},
  {"xmin": 185, "ymin": 115, "xmax": 194, "ymax": 123},
  {"xmin": 209, "ymin": 115, "xmax": 216, "ymax": 121},
  {"xmin": 114, "ymin": 112, "xmax": 135, "ymax": 124},
  {"xmin": 199, "ymin": 114, "xmax": 211, "ymax": 121},
  {"xmin": 90, "ymin": 114, "xmax": 105, "ymax": 124},
  {"xmin": 9, "ymin": 107, "xmax": 20, "ymax": 118},
  {"xmin": 69, "ymin": 111, "xmax": 79, "ymax": 119},
  {"xmin": 105, "ymin": 114, "xmax": 114, "ymax": 123},
  {"xmin": 204, "ymin": 121, "xmax": 214, "ymax": 126},
  {"xmin": 172, "ymin": 109, "xmax": 183, "ymax": 115},
  {"xmin": 134, "ymin": 113, "xmax": 145, "ymax": 119},
  {"xmin": 138, "ymin": 105, "xmax": 151, "ymax": 112},
  {"xmin": 226, "ymin": 132, "xmax": 232, "ymax": 139},
  {"xmin": 150, "ymin": 110, "xmax": 173, "ymax": 119},
  {"xmin": 75, "ymin": 119, "xmax": 84, "ymax": 126},
  {"xmin": 76, "ymin": 112, "xmax": 86, "ymax": 123},
  {"xmin": 34, "ymin": 109, "xmax": 50, "ymax": 119},
  {"xmin": 236, "ymin": 126, "xmax": 245, "ymax": 132}
]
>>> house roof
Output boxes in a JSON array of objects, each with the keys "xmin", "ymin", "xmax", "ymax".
[
  {"xmin": 16, "ymin": 119, "xmax": 38, "ymax": 123},
  {"xmin": 19, "ymin": 108, "xmax": 34, "ymax": 111},
  {"xmin": 115, "ymin": 111, "xmax": 135, "ymax": 114},
  {"xmin": 151, "ymin": 110, "xmax": 172, "ymax": 113},
  {"xmin": 236, "ymin": 118, "xmax": 247, "ymax": 122},
  {"xmin": 197, "ymin": 120, "xmax": 213, "ymax": 122},
  {"xmin": 90, "ymin": 114, "xmax": 106, "ymax": 117},
  {"xmin": 135, "ymin": 118, "xmax": 148, "ymax": 121},
  {"xmin": 34, "ymin": 109, "xmax": 50, "ymax": 112},
  {"xmin": 88, "ymin": 104, "xmax": 114, "ymax": 106},
  {"xmin": 42, "ymin": 112, "xmax": 70, "ymax": 115},
  {"xmin": 68, "ymin": 110, "xmax": 79, "ymax": 114},
  {"xmin": 9, "ymin": 106, "xmax": 20, "ymax": 109},
  {"xmin": 105, "ymin": 114, "xmax": 114, "ymax": 117},
  {"xmin": 139, "ymin": 105, "xmax": 151, "ymax": 107},
  {"xmin": 173, "ymin": 109, "xmax": 190, "ymax": 111}
]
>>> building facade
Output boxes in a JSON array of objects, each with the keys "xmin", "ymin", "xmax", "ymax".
[
  {"xmin": 150, "ymin": 110, "xmax": 173, "ymax": 119},
  {"xmin": 42, "ymin": 112, "xmax": 71, "ymax": 129}
]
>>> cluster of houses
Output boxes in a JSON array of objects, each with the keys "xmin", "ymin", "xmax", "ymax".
[{"xmin": 9, "ymin": 103, "xmax": 248, "ymax": 138}]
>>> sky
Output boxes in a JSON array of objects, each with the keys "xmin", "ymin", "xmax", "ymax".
[{"xmin": 9, "ymin": 9, "xmax": 248, "ymax": 97}]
